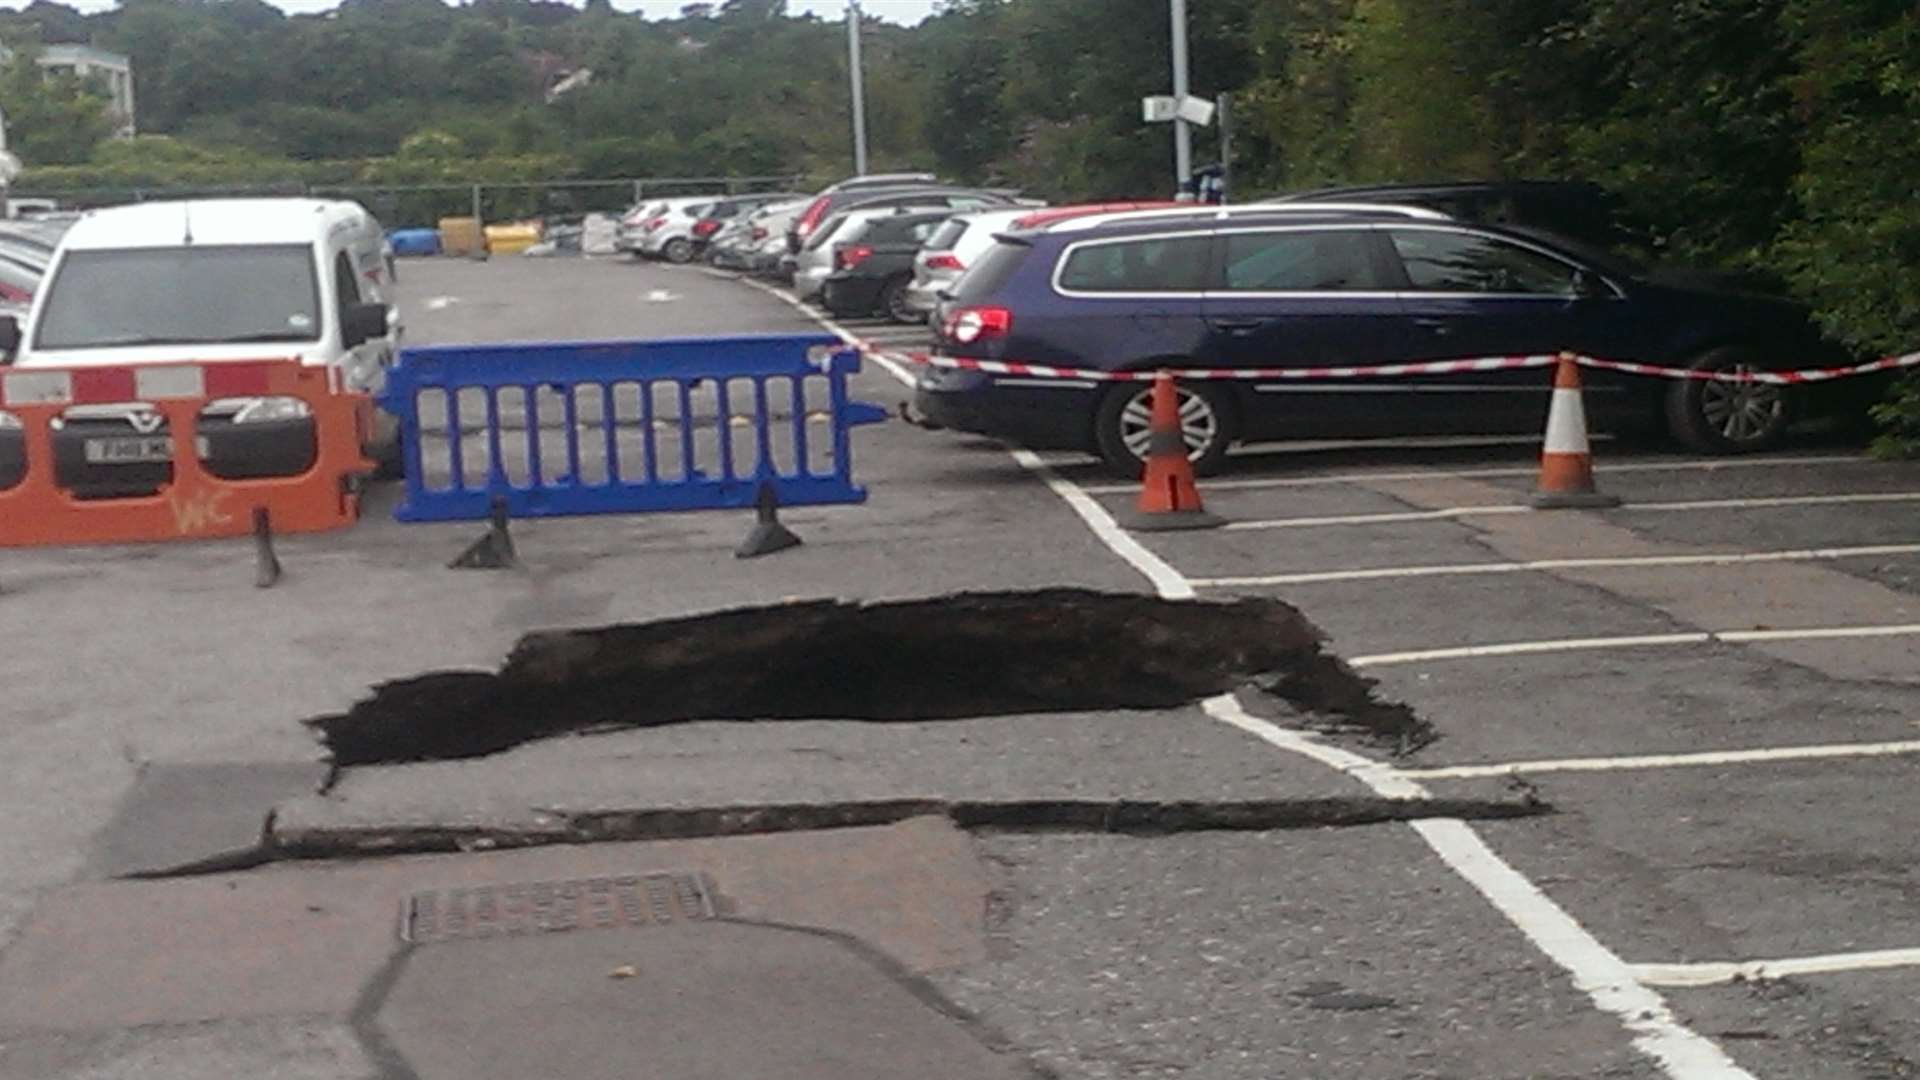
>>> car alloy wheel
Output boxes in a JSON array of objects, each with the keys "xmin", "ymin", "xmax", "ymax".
[
  {"xmin": 1665, "ymin": 346, "xmax": 1791, "ymax": 452},
  {"xmin": 663, "ymin": 238, "xmax": 695, "ymax": 264},
  {"xmin": 1093, "ymin": 378, "xmax": 1235, "ymax": 478},
  {"xmin": 1698, "ymin": 365, "xmax": 1785, "ymax": 444},
  {"xmin": 1118, "ymin": 385, "xmax": 1218, "ymax": 460}
]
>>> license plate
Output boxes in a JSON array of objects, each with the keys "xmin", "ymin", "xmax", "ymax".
[{"xmin": 83, "ymin": 436, "xmax": 210, "ymax": 464}]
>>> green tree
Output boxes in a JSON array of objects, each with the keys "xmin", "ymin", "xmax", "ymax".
[{"xmin": 0, "ymin": 45, "xmax": 113, "ymax": 165}]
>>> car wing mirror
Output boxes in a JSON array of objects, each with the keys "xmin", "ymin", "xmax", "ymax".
[{"xmin": 342, "ymin": 302, "xmax": 391, "ymax": 348}]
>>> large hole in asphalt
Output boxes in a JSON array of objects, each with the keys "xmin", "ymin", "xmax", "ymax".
[{"xmin": 308, "ymin": 589, "xmax": 1433, "ymax": 767}]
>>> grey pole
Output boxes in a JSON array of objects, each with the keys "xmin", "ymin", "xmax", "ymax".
[
  {"xmin": 1217, "ymin": 92, "xmax": 1233, "ymax": 202},
  {"xmin": 848, "ymin": 0, "xmax": 869, "ymax": 176},
  {"xmin": 1170, "ymin": 0, "xmax": 1191, "ymax": 193}
]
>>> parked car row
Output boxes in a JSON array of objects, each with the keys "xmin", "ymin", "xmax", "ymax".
[
  {"xmin": 908, "ymin": 191, "xmax": 1871, "ymax": 475},
  {"xmin": 696, "ymin": 174, "xmax": 1071, "ymax": 321},
  {"xmin": 615, "ymin": 191, "xmax": 802, "ymax": 264}
]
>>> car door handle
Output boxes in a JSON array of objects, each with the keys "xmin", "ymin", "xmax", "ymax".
[
  {"xmin": 1411, "ymin": 317, "xmax": 1454, "ymax": 335},
  {"xmin": 1213, "ymin": 319, "xmax": 1264, "ymax": 333}
]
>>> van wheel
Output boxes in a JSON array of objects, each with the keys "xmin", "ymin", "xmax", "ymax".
[
  {"xmin": 1093, "ymin": 378, "xmax": 1235, "ymax": 479},
  {"xmin": 663, "ymin": 238, "xmax": 695, "ymax": 264},
  {"xmin": 1665, "ymin": 345, "xmax": 1792, "ymax": 452}
]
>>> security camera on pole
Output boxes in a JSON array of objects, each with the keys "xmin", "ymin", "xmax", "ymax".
[{"xmin": 1143, "ymin": 0, "xmax": 1215, "ymax": 200}]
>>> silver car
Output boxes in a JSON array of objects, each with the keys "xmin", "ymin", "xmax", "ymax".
[{"xmin": 902, "ymin": 208, "xmax": 1035, "ymax": 319}]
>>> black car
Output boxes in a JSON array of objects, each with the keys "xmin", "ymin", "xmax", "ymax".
[
  {"xmin": 1267, "ymin": 181, "xmax": 1640, "ymax": 251},
  {"xmin": 915, "ymin": 207, "xmax": 1854, "ymax": 476},
  {"xmin": 820, "ymin": 210, "xmax": 953, "ymax": 322}
]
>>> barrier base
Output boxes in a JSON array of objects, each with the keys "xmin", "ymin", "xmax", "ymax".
[
  {"xmin": 736, "ymin": 519, "xmax": 802, "ymax": 558},
  {"xmin": 1531, "ymin": 490, "xmax": 1623, "ymax": 510},
  {"xmin": 1117, "ymin": 508, "xmax": 1225, "ymax": 532},
  {"xmin": 450, "ymin": 498, "xmax": 518, "ymax": 569},
  {"xmin": 253, "ymin": 509, "xmax": 282, "ymax": 589},
  {"xmin": 736, "ymin": 482, "xmax": 802, "ymax": 559}
]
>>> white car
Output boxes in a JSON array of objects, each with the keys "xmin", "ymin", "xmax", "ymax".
[
  {"xmin": 0, "ymin": 198, "xmax": 402, "ymax": 494},
  {"xmin": 619, "ymin": 196, "xmax": 717, "ymax": 263},
  {"xmin": 903, "ymin": 208, "xmax": 1036, "ymax": 319}
]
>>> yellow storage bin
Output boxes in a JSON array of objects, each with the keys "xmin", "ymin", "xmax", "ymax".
[{"xmin": 484, "ymin": 222, "xmax": 543, "ymax": 256}]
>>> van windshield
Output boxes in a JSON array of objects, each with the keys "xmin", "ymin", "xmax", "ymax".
[{"xmin": 35, "ymin": 244, "xmax": 323, "ymax": 350}]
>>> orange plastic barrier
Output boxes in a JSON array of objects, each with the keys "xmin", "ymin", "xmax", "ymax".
[{"xmin": 0, "ymin": 359, "xmax": 373, "ymax": 547}]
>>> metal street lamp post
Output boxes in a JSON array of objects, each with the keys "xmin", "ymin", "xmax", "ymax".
[{"xmin": 848, "ymin": 1, "xmax": 869, "ymax": 176}]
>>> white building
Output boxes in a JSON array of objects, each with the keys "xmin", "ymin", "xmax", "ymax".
[{"xmin": 30, "ymin": 45, "xmax": 135, "ymax": 138}]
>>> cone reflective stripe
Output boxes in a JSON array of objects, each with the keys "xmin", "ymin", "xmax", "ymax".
[
  {"xmin": 1117, "ymin": 372, "xmax": 1222, "ymax": 531},
  {"xmin": 1532, "ymin": 354, "xmax": 1621, "ymax": 509}
]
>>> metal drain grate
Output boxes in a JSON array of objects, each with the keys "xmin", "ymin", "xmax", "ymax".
[{"xmin": 401, "ymin": 872, "xmax": 718, "ymax": 943}]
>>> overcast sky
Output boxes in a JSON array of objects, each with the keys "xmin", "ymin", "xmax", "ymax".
[{"xmin": 0, "ymin": 0, "xmax": 944, "ymax": 23}]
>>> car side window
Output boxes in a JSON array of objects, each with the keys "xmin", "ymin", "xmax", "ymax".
[
  {"xmin": 1390, "ymin": 229, "xmax": 1578, "ymax": 294},
  {"xmin": 1221, "ymin": 229, "xmax": 1386, "ymax": 291},
  {"xmin": 1058, "ymin": 235, "xmax": 1212, "ymax": 293}
]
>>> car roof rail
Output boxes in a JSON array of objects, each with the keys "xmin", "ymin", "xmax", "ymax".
[{"xmin": 1045, "ymin": 201, "xmax": 1451, "ymax": 232}]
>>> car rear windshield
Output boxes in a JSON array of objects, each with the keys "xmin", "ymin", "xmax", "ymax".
[
  {"xmin": 923, "ymin": 218, "xmax": 968, "ymax": 251},
  {"xmin": 35, "ymin": 244, "xmax": 322, "ymax": 350},
  {"xmin": 805, "ymin": 215, "xmax": 851, "ymax": 251},
  {"xmin": 950, "ymin": 239, "xmax": 1030, "ymax": 303}
]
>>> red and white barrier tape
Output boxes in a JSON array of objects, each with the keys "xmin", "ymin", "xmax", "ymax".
[
  {"xmin": 1577, "ymin": 351, "xmax": 1920, "ymax": 386},
  {"xmin": 854, "ymin": 341, "xmax": 1920, "ymax": 387}
]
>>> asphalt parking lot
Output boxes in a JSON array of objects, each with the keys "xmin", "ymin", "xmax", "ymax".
[{"xmin": 1, "ymin": 254, "xmax": 1916, "ymax": 1080}]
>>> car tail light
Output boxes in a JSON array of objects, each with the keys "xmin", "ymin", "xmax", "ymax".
[
  {"xmin": 693, "ymin": 219, "xmax": 721, "ymax": 237},
  {"xmin": 750, "ymin": 226, "xmax": 768, "ymax": 240},
  {"xmin": 924, "ymin": 252, "xmax": 964, "ymax": 271},
  {"xmin": 643, "ymin": 216, "xmax": 666, "ymax": 232},
  {"xmin": 944, "ymin": 305, "xmax": 1012, "ymax": 344},
  {"xmin": 836, "ymin": 245, "xmax": 874, "ymax": 271}
]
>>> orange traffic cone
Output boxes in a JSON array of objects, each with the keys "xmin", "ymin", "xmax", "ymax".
[
  {"xmin": 1532, "ymin": 354, "xmax": 1621, "ymax": 509},
  {"xmin": 1118, "ymin": 372, "xmax": 1223, "ymax": 531}
]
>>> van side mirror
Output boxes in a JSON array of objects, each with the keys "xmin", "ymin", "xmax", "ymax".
[
  {"xmin": 342, "ymin": 302, "xmax": 390, "ymax": 348},
  {"xmin": 0, "ymin": 315, "xmax": 19, "ymax": 361}
]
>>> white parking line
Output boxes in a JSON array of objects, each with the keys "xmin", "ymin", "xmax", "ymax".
[
  {"xmin": 1193, "ymin": 543, "xmax": 1920, "ymax": 589},
  {"xmin": 1631, "ymin": 946, "xmax": 1920, "ymax": 988},
  {"xmin": 1002, "ymin": 465, "xmax": 1752, "ymax": 1079},
  {"xmin": 735, "ymin": 277, "xmax": 919, "ymax": 387},
  {"xmin": 1350, "ymin": 622, "xmax": 1920, "ymax": 668},
  {"xmin": 1226, "ymin": 491, "xmax": 1920, "ymax": 531},
  {"xmin": 1398, "ymin": 739, "xmax": 1920, "ymax": 780},
  {"xmin": 1079, "ymin": 454, "xmax": 1872, "ymax": 495}
]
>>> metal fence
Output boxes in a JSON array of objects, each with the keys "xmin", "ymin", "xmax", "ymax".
[{"xmin": 8, "ymin": 175, "xmax": 808, "ymax": 229}]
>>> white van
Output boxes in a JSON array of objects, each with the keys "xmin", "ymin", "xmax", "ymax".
[{"xmin": 0, "ymin": 198, "xmax": 402, "ymax": 494}]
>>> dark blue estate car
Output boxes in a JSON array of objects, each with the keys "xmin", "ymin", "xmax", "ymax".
[{"xmin": 913, "ymin": 207, "xmax": 1855, "ymax": 475}]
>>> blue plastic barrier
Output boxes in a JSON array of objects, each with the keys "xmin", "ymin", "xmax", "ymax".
[{"xmin": 379, "ymin": 335, "xmax": 888, "ymax": 523}]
